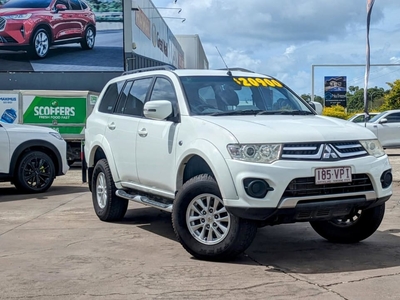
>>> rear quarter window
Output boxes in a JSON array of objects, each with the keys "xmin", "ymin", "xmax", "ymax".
[{"xmin": 98, "ymin": 82, "xmax": 124, "ymax": 114}]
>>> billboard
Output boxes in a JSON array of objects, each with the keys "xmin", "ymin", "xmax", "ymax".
[
  {"xmin": 132, "ymin": 0, "xmax": 184, "ymax": 68},
  {"xmin": 324, "ymin": 76, "xmax": 347, "ymax": 107},
  {"xmin": 0, "ymin": 0, "xmax": 124, "ymax": 72}
]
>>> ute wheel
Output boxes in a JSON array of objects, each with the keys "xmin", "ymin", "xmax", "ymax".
[
  {"xmin": 29, "ymin": 28, "xmax": 50, "ymax": 59},
  {"xmin": 14, "ymin": 151, "xmax": 55, "ymax": 193},
  {"xmin": 81, "ymin": 26, "xmax": 95, "ymax": 50},
  {"xmin": 172, "ymin": 174, "xmax": 257, "ymax": 261},
  {"xmin": 92, "ymin": 159, "xmax": 128, "ymax": 221},
  {"xmin": 310, "ymin": 204, "xmax": 385, "ymax": 243}
]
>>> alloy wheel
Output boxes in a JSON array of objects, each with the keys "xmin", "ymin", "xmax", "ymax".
[
  {"xmin": 186, "ymin": 193, "xmax": 231, "ymax": 245},
  {"xmin": 86, "ymin": 28, "xmax": 95, "ymax": 48},
  {"xmin": 35, "ymin": 31, "xmax": 49, "ymax": 57},
  {"xmin": 96, "ymin": 172, "xmax": 107, "ymax": 209},
  {"xmin": 22, "ymin": 156, "xmax": 52, "ymax": 190}
]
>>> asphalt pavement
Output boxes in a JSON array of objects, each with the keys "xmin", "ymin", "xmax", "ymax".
[{"xmin": 0, "ymin": 152, "xmax": 400, "ymax": 299}]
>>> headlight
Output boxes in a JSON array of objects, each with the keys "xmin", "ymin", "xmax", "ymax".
[
  {"xmin": 227, "ymin": 144, "xmax": 282, "ymax": 163},
  {"xmin": 4, "ymin": 14, "xmax": 32, "ymax": 20},
  {"xmin": 360, "ymin": 139, "xmax": 385, "ymax": 157},
  {"xmin": 49, "ymin": 132, "xmax": 63, "ymax": 140}
]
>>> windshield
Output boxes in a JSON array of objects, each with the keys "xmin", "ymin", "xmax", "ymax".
[
  {"xmin": 1, "ymin": 0, "xmax": 52, "ymax": 8},
  {"xmin": 179, "ymin": 76, "xmax": 313, "ymax": 116}
]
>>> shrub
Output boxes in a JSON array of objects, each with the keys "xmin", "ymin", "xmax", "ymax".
[{"xmin": 322, "ymin": 105, "xmax": 349, "ymax": 120}]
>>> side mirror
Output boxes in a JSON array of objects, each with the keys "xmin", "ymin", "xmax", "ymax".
[
  {"xmin": 379, "ymin": 118, "xmax": 388, "ymax": 124},
  {"xmin": 55, "ymin": 4, "xmax": 68, "ymax": 11},
  {"xmin": 309, "ymin": 101, "xmax": 323, "ymax": 115},
  {"xmin": 143, "ymin": 100, "xmax": 172, "ymax": 120}
]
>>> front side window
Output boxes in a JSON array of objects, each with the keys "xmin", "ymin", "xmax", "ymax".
[
  {"xmin": 180, "ymin": 76, "xmax": 312, "ymax": 116},
  {"xmin": 385, "ymin": 112, "xmax": 400, "ymax": 123},
  {"xmin": 149, "ymin": 77, "xmax": 178, "ymax": 119},
  {"xmin": 54, "ymin": 0, "xmax": 70, "ymax": 9}
]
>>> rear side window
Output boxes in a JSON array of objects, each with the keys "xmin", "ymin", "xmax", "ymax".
[
  {"xmin": 69, "ymin": 0, "xmax": 82, "ymax": 10},
  {"xmin": 123, "ymin": 78, "xmax": 153, "ymax": 117},
  {"xmin": 98, "ymin": 82, "xmax": 124, "ymax": 114},
  {"xmin": 80, "ymin": 0, "xmax": 87, "ymax": 9}
]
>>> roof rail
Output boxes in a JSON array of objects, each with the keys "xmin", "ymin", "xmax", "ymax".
[
  {"xmin": 122, "ymin": 65, "xmax": 177, "ymax": 76},
  {"xmin": 217, "ymin": 68, "xmax": 255, "ymax": 73}
]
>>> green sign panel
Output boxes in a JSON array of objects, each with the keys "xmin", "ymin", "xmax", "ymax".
[{"xmin": 23, "ymin": 96, "xmax": 87, "ymax": 124}]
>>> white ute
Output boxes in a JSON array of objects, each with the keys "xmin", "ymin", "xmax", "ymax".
[{"xmin": 85, "ymin": 66, "xmax": 393, "ymax": 261}]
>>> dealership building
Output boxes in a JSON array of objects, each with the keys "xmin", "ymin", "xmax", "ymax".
[{"xmin": 0, "ymin": 0, "xmax": 209, "ymax": 92}]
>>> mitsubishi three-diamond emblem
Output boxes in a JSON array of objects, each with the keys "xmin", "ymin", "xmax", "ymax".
[{"xmin": 322, "ymin": 144, "xmax": 339, "ymax": 160}]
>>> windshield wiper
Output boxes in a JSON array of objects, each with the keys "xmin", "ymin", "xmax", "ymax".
[
  {"xmin": 257, "ymin": 110, "xmax": 314, "ymax": 116},
  {"xmin": 210, "ymin": 109, "xmax": 264, "ymax": 116}
]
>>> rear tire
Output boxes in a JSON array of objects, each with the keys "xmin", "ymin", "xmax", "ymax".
[
  {"xmin": 80, "ymin": 26, "xmax": 95, "ymax": 50},
  {"xmin": 172, "ymin": 174, "xmax": 257, "ymax": 261},
  {"xmin": 92, "ymin": 159, "xmax": 128, "ymax": 221},
  {"xmin": 310, "ymin": 204, "xmax": 385, "ymax": 243}
]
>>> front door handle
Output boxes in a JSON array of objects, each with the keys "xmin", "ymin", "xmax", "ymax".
[
  {"xmin": 108, "ymin": 122, "xmax": 116, "ymax": 130},
  {"xmin": 138, "ymin": 128, "xmax": 148, "ymax": 137}
]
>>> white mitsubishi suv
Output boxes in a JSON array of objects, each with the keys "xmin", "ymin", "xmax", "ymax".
[{"xmin": 85, "ymin": 66, "xmax": 393, "ymax": 261}]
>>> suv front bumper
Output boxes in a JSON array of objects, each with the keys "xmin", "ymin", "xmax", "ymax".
[{"xmin": 222, "ymin": 154, "xmax": 392, "ymax": 221}]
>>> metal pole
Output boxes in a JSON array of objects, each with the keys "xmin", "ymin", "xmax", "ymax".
[{"xmin": 311, "ymin": 65, "xmax": 315, "ymax": 102}]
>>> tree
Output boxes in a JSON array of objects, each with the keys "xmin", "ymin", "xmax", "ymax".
[
  {"xmin": 346, "ymin": 86, "xmax": 385, "ymax": 112},
  {"xmin": 381, "ymin": 80, "xmax": 400, "ymax": 110}
]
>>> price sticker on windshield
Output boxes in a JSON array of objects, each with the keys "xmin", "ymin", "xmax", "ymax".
[{"xmin": 233, "ymin": 77, "xmax": 283, "ymax": 88}]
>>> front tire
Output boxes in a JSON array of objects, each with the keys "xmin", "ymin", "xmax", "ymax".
[
  {"xmin": 92, "ymin": 159, "xmax": 128, "ymax": 221},
  {"xmin": 14, "ymin": 151, "xmax": 55, "ymax": 193},
  {"xmin": 29, "ymin": 28, "xmax": 50, "ymax": 59},
  {"xmin": 310, "ymin": 204, "xmax": 385, "ymax": 243},
  {"xmin": 81, "ymin": 26, "xmax": 95, "ymax": 50},
  {"xmin": 172, "ymin": 174, "xmax": 257, "ymax": 261}
]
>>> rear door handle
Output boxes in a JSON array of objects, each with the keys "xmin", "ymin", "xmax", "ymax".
[
  {"xmin": 138, "ymin": 128, "xmax": 148, "ymax": 137},
  {"xmin": 108, "ymin": 122, "xmax": 116, "ymax": 130}
]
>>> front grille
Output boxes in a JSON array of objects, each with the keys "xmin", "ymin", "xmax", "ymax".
[
  {"xmin": 282, "ymin": 174, "xmax": 373, "ymax": 198},
  {"xmin": 0, "ymin": 17, "xmax": 5, "ymax": 31},
  {"xmin": 281, "ymin": 141, "xmax": 367, "ymax": 160}
]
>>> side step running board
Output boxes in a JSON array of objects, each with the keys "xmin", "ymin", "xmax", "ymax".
[{"xmin": 116, "ymin": 190, "xmax": 173, "ymax": 213}]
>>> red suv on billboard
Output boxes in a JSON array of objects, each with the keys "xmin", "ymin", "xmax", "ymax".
[{"xmin": 0, "ymin": 0, "xmax": 96, "ymax": 59}]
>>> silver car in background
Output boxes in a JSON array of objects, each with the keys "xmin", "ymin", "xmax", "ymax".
[{"xmin": 361, "ymin": 110, "xmax": 400, "ymax": 148}]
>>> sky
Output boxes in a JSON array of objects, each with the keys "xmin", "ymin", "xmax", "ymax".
[{"xmin": 152, "ymin": 0, "xmax": 400, "ymax": 97}]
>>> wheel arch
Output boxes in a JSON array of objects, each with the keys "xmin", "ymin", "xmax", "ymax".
[
  {"xmin": 87, "ymin": 140, "xmax": 120, "ymax": 184},
  {"xmin": 85, "ymin": 23, "xmax": 96, "ymax": 35},
  {"xmin": 30, "ymin": 23, "xmax": 53, "ymax": 44},
  {"xmin": 10, "ymin": 140, "xmax": 62, "ymax": 177},
  {"xmin": 176, "ymin": 140, "xmax": 238, "ymax": 200}
]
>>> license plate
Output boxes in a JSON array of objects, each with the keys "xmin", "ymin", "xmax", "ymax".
[{"xmin": 315, "ymin": 167, "xmax": 352, "ymax": 185}]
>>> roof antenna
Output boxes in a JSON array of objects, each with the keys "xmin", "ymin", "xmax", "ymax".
[{"xmin": 215, "ymin": 46, "xmax": 232, "ymax": 76}]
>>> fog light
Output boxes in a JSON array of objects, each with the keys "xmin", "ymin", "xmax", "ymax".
[
  {"xmin": 243, "ymin": 178, "xmax": 273, "ymax": 198},
  {"xmin": 381, "ymin": 170, "xmax": 392, "ymax": 189}
]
